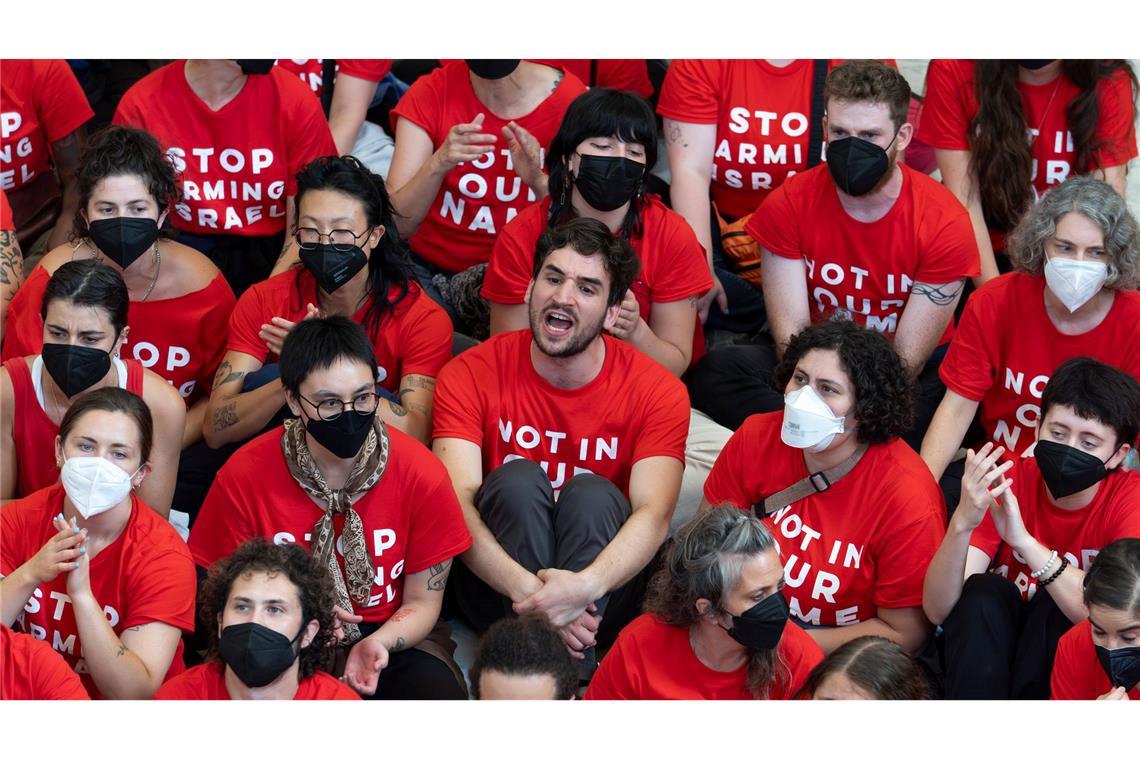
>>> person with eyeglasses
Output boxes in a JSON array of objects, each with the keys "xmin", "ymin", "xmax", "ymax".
[
  {"xmin": 203, "ymin": 155, "xmax": 452, "ymax": 451},
  {"xmin": 189, "ymin": 316, "xmax": 473, "ymax": 699}
]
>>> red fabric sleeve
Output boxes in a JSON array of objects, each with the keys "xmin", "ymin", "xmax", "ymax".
[
  {"xmin": 1049, "ymin": 622, "xmax": 1090, "ymax": 700},
  {"xmin": 0, "ymin": 190, "xmax": 13, "ymax": 229},
  {"xmin": 400, "ymin": 453, "xmax": 473, "ymax": 575},
  {"xmin": 596, "ymin": 60, "xmax": 654, "ymax": 99},
  {"xmin": 390, "ymin": 67, "xmax": 447, "ymax": 143},
  {"xmin": 916, "ymin": 60, "xmax": 973, "ymax": 150},
  {"xmin": 649, "ymin": 211, "xmax": 714, "ymax": 302},
  {"xmin": 188, "ymin": 468, "xmax": 252, "ymax": 569},
  {"xmin": 1091, "ymin": 68, "xmax": 1139, "ymax": 169},
  {"xmin": 482, "ymin": 209, "xmax": 541, "ymax": 304},
  {"xmin": 656, "ymin": 60, "xmax": 719, "ymax": 123},
  {"xmin": 0, "ymin": 495, "xmax": 33, "ymax": 577},
  {"xmin": 111, "ymin": 85, "xmax": 145, "ymax": 129},
  {"xmin": 338, "ymin": 60, "xmax": 392, "ymax": 83},
  {"xmin": 153, "ymin": 668, "xmax": 204, "ymax": 699},
  {"xmin": 913, "ymin": 194, "xmax": 980, "ymax": 283},
  {"xmin": 938, "ymin": 281, "xmax": 1001, "ymax": 402},
  {"xmin": 870, "ymin": 507, "xmax": 945, "ymax": 610},
  {"xmin": 394, "ymin": 294, "xmax": 453, "ymax": 379},
  {"xmin": 631, "ymin": 375, "xmax": 690, "ymax": 464},
  {"xmin": 195, "ymin": 275, "xmax": 237, "ymax": 395},
  {"xmin": 28, "ymin": 636, "xmax": 90, "ymax": 699},
  {"xmin": 703, "ymin": 419, "xmax": 760, "ymax": 508},
  {"xmin": 746, "ymin": 181, "xmax": 802, "ymax": 258},
  {"xmin": 276, "ymin": 71, "xmax": 337, "ymax": 196},
  {"xmin": 583, "ymin": 629, "xmax": 637, "ymax": 699},
  {"xmin": 224, "ymin": 284, "xmax": 273, "ymax": 361},
  {"xmin": 430, "ymin": 354, "xmax": 486, "ymax": 446},
  {"xmin": 33, "ymin": 60, "xmax": 94, "ymax": 143},
  {"xmin": 122, "ymin": 536, "xmax": 196, "ymax": 634}
]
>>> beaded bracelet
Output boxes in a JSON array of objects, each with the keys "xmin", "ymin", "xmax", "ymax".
[
  {"xmin": 1038, "ymin": 557, "xmax": 1069, "ymax": 588},
  {"xmin": 1031, "ymin": 550, "xmax": 1059, "ymax": 579}
]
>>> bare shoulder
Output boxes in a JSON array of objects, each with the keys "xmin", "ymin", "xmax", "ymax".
[
  {"xmin": 142, "ymin": 367, "xmax": 187, "ymax": 415},
  {"xmin": 160, "ymin": 240, "xmax": 223, "ymax": 292}
]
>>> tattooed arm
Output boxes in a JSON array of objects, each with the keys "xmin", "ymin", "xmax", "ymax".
[
  {"xmin": 377, "ymin": 373, "xmax": 435, "ymax": 445},
  {"xmin": 894, "ymin": 278, "xmax": 966, "ymax": 380},
  {"xmin": 0, "ymin": 228, "xmax": 24, "ymax": 338},
  {"xmin": 342, "ymin": 560, "xmax": 453, "ymax": 696},
  {"xmin": 46, "ymin": 128, "xmax": 87, "ymax": 251},
  {"xmin": 202, "ymin": 350, "xmax": 287, "ymax": 448}
]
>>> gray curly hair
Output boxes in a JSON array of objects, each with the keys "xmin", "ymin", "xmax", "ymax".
[{"xmin": 1007, "ymin": 175, "xmax": 1140, "ymax": 289}]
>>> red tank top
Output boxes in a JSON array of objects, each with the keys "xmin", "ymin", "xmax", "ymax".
[{"xmin": 4, "ymin": 356, "xmax": 145, "ymax": 497}]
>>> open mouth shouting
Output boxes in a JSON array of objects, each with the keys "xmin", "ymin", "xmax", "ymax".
[{"xmin": 542, "ymin": 307, "xmax": 577, "ymax": 338}]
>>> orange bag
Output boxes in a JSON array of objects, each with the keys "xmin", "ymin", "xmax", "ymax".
[{"xmin": 714, "ymin": 204, "xmax": 762, "ymax": 289}]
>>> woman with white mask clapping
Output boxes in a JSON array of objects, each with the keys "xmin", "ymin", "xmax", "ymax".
[
  {"xmin": 0, "ymin": 387, "xmax": 196, "ymax": 699},
  {"xmin": 921, "ymin": 176, "xmax": 1140, "ymax": 514}
]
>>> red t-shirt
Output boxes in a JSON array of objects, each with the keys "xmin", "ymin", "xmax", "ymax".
[
  {"xmin": 532, "ymin": 59, "xmax": 653, "ymax": 98},
  {"xmin": 918, "ymin": 60, "xmax": 1139, "ymax": 251},
  {"xmin": 391, "ymin": 61, "xmax": 586, "ymax": 273},
  {"xmin": 0, "ymin": 59, "xmax": 93, "ymax": 194},
  {"xmin": 188, "ymin": 424, "xmax": 472, "ymax": 623},
  {"xmin": 704, "ymin": 412, "xmax": 946, "ymax": 627},
  {"xmin": 939, "ymin": 273, "xmax": 1140, "ymax": 457},
  {"xmin": 0, "ymin": 625, "xmax": 90, "ymax": 700},
  {"xmin": 748, "ymin": 163, "xmax": 980, "ymax": 344},
  {"xmin": 1051, "ymin": 620, "xmax": 1140, "ymax": 700},
  {"xmin": 433, "ymin": 330, "xmax": 689, "ymax": 495},
  {"xmin": 155, "ymin": 661, "xmax": 361, "ymax": 700},
  {"xmin": 481, "ymin": 195, "xmax": 713, "ymax": 366},
  {"xmin": 2, "ymin": 267, "xmax": 235, "ymax": 402},
  {"xmin": 583, "ymin": 612, "xmax": 823, "ymax": 700},
  {"xmin": 0, "ymin": 484, "xmax": 196, "ymax": 699},
  {"xmin": 657, "ymin": 59, "xmax": 850, "ymax": 220},
  {"xmin": 113, "ymin": 62, "xmax": 336, "ymax": 237},
  {"xmin": 3, "ymin": 356, "xmax": 145, "ymax": 498},
  {"xmin": 274, "ymin": 59, "xmax": 393, "ymax": 98},
  {"xmin": 0, "ymin": 188, "xmax": 13, "ymax": 229},
  {"xmin": 970, "ymin": 457, "xmax": 1140, "ymax": 602},
  {"xmin": 225, "ymin": 270, "xmax": 452, "ymax": 393}
]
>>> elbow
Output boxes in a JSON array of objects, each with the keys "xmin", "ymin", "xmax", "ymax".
[{"xmin": 922, "ymin": 600, "xmax": 946, "ymax": 628}]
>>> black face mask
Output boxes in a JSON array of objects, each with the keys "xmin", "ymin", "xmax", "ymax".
[
  {"xmin": 719, "ymin": 592, "xmax": 789, "ymax": 651},
  {"xmin": 88, "ymin": 217, "xmax": 160, "ymax": 269},
  {"xmin": 303, "ymin": 406, "xmax": 376, "ymax": 460},
  {"xmin": 573, "ymin": 154, "xmax": 645, "ymax": 213},
  {"xmin": 466, "ymin": 59, "xmax": 520, "ymax": 80},
  {"xmin": 1095, "ymin": 644, "xmax": 1140, "ymax": 691},
  {"xmin": 235, "ymin": 59, "xmax": 275, "ymax": 76},
  {"xmin": 218, "ymin": 622, "xmax": 303, "ymax": 688},
  {"xmin": 1034, "ymin": 440, "xmax": 1115, "ymax": 499},
  {"xmin": 41, "ymin": 343, "xmax": 113, "ymax": 398},
  {"xmin": 1016, "ymin": 60, "xmax": 1056, "ymax": 71},
  {"xmin": 826, "ymin": 133, "xmax": 896, "ymax": 196},
  {"xmin": 299, "ymin": 243, "xmax": 369, "ymax": 294}
]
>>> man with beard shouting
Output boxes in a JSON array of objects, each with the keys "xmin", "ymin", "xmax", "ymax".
[{"xmin": 432, "ymin": 217, "xmax": 690, "ymax": 677}]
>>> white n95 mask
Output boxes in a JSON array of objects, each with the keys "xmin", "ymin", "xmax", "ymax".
[
  {"xmin": 781, "ymin": 385, "xmax": 849, "ymax": 452},
  {"xmin": 1044, "ymin": 256, "xmax": 1107, "ymax": 313},
  {"xmin": 60, "ymin": 457, "xmax": 139, "ymax": 518}
]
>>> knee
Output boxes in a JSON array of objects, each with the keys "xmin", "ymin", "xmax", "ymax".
[
  {"xmin": 558, "ymin": 473, "xmax": 630, "ymax": 523},
  {"xmin": 477, "ymin": 459, "xmax": 553, "ymax": 517},
  {"xmin": 946, "ymin": 572, "xmax": 1021, "ymax": 626}
]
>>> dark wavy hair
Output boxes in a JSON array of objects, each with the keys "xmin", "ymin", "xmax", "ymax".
[
  {"xmin": 41, "ymin": 259, "xmax": 130, "ymax": 336},
  {"xmin": 58, "ymin": 386, "xmax": 154, "ymax": 465},
  {"xmin": 532, "ymin": 217, "xmax": 640, "ymax": 308},
  {"xmin": 545, "ymin": 88, "xmax": 658, "ymax": 240},
  {"xmin": 199, "ymin": 538, "xmax": 337, "ymax": 680},
  {"xmin": 469, "ymin": 614, "xmax": 578, "ymax": 700},
  {"xmin": 1041, "ymin": 357, "xmax": 1140, "ymax": 450},
  {"xmin": 1083, "ymin": 538, "xmax": 1140, "ymax": 615},
  {"xmin": 279, "ymin": 316, "xmax": 379, "ymax": 397},
  {"xmin": 774, "ymin": 320, "xmax": 914, "ymax": 444},
  {"xmin": 644, "ymin": 507, "xmax": 787, "ymax": 699},
  {"xmin": 796, "ymin": 636, "xmax": 930, "ymax": 699},
  {"xmin": 969, "ymin": 60, "xmax": 1138, "ymax": 235},
  {"xmin": 72, "ymin": 124, "xmax": 180, "ymax": 241},
  {"xmin": 292, "ymin": 155, "xmax": 413, "ymax": 335}
]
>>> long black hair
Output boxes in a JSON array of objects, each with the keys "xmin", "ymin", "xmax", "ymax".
[
  {"xmin": 545, "ymin": 88, "xmax": 658, "ymax": 240},
  {"xmin": 292, "ymin": 155, "xmax": 412, "ymax": 335}
]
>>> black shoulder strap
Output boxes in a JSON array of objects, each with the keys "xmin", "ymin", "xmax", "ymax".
[
  {"xmin": 807, "ymin": 59, "xmax": 828, "ymax": 168},
  {"xmin": 320, "ymin": 59, "xmax": 337, "ymax": 116}
]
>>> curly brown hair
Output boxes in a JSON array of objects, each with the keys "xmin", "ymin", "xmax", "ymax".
[
  {"xmin": 774, "ymin": 320, "xmax": 914, "ymax": 444},
  {"xmin": 72, "ymin": 124, "xmax": 181, "ymax": 241},
  {"xmin": 824, "ymin": 60, "xmax": 911, "ymax": 129},
  {"xmin": 199, "ymin": 538, "xmax": 337, "ymax": 680}
]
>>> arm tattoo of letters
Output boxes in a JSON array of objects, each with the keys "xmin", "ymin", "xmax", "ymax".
[
  {"xmin": 427, "ymin": 562, "xmax": 450, "ymax": 592},
  {"xmin": 213, "ymin": 402, "xmax": 239, "ymax": 431},
  {"xmin": 911, "ymin": 279, "xmax": 966, "ymax": 307}
]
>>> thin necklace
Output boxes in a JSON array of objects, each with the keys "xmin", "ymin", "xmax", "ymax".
[
  {"xmin": 90, "ymin": 239, "xmax": 161, "ymax": 301},
  {"xmin": 1029, "ymin": 76, "xmax": 1063, "ymax": 147}
]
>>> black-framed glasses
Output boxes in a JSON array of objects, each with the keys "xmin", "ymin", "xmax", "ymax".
[
  {"xmin": 298, "ymin": 392, "xmax": 380, "ymax": 421},
  {"xmin": 293, "ymin": 226, "xmax": 372, "ymax": 252}
]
